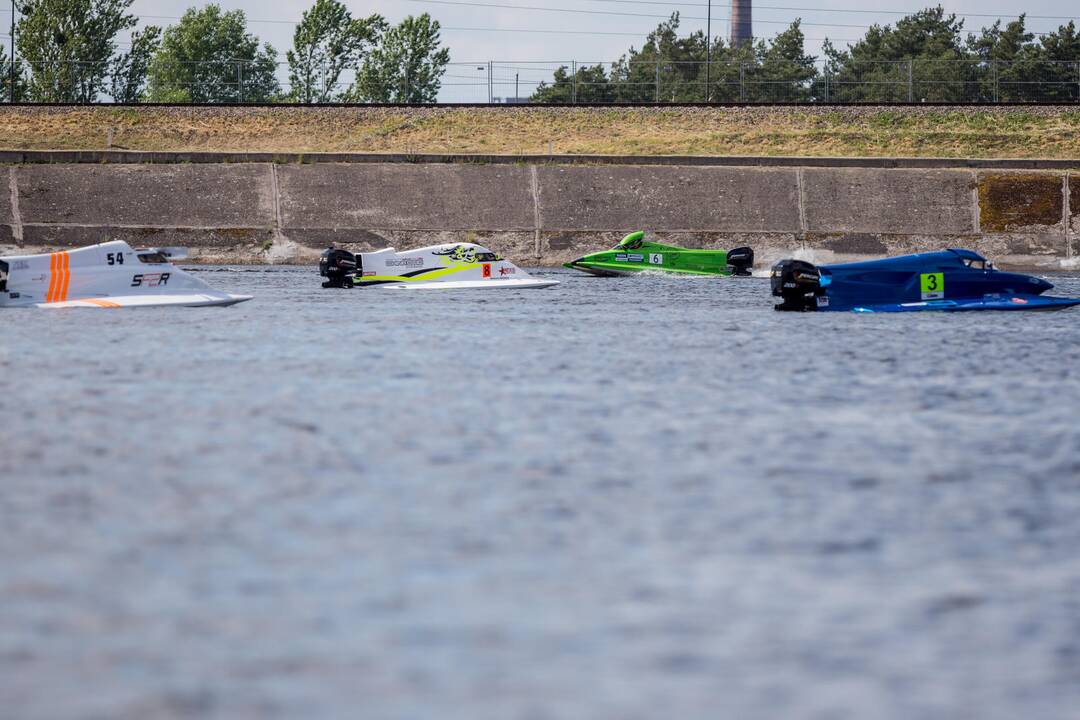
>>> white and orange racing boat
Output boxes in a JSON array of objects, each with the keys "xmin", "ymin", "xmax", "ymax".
[{"xmin": 0, "ymin": 241, "xmax": 251, "ymax": 308}]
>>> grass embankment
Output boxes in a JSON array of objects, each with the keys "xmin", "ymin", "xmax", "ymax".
[{"xmin": 2, "ymin": 105, "xmax": 1079, "ymax": 158}]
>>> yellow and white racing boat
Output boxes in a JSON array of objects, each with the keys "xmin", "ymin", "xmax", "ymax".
[
  {"xmin": 0, "ymin": 241, "xmax": 251, "ymax": 308},
  {"xmin": 319, "ymin": 243, "xmax": 559, "ymax": 290}
]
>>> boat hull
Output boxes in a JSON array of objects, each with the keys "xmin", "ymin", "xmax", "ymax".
[
  {"xmin": 772, "ymin": 250, "xmax": 1080, "ymax": 313},
  {"xmin": 850, "ymin": 294, "xmax": 1080, "ymax": 313},
  {"xmin": 1, "ymin": 242, "xmax": 251, "ymax": 309},
  {"xmin": 563, "ymin": 232, "xmax": 752, "ymax": 277},
  {"xmin": 36, "ymin": 293, "xmax": 252, "ymax": 308},
  {"xmin": 379, "ymin": 278, "xmax": 559, "ymax": 290}
]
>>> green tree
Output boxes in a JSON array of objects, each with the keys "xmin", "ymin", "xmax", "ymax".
[
  {"xmin": 148, "ymin": 4, "xmax": 280, "ymax": 103},
  {"xmin": 967, "ymin": 16, "xmax": 1041, "ymax": 101},
  {"xmin": 287, "ymin": 0, "xmax": 385, "ymax": 103},
  {"xmin": 531, "ymin": 64, "xmax": 614, "ymax": 103},
  {"xmin": 609, "ymin": 14, "xmax": 714, "ymax": 102},
  {"xmin": 2, "ymin": 43, "xmax": 30, "ymax": 101},
  {"xmin": 600, "ymin": 13, "xmax": 810, "ymax": 103},
  {"xmin": 824, "ymin": 7, "xmax": 974, "ymax": 102},
  {"xmin": 1037, "ymin": 22, "xmax": 1080, "ymax": 101},
  {"xmin": 755, "ymin": 21, "xmax": 817, "ymax": 101},
  {"xmin": 15, "ymin": 0, "xmax": 137, "ymax": 102},
  {"xmin": 110, "ymin": 25, "xmax": 160, "ymax": 102},
  {"xmin": 348, "ymin": 14, "xmax": 449, "ymax": 103}
]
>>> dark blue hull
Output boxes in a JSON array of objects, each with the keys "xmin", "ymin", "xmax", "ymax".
[
  {"xmin": 848, "ymin": 294, "xmax": 1080, "ymax": 313},
  {"xmin": 772, "ymin": 249, "xmax": 1080, "ymax": 314}
]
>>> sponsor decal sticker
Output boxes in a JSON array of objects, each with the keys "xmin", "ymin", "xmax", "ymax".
[
  {"xmin": 1011, "ymin": 297, "xmax": 1029, "ymax": 305},
  {"xmin": 499, "ymin": 266, "xmax": 515, "ymax": 275},
  {"xmin": 614, "ymin": 253, "xmax": 628, "ymax": 262},
  {"xmin": 920, "ymin": 272, "xmax": 944, "ymax": 300},
  {"xmin": 131, "ymin": 272, "xmax": 170, "ymax": 288},
  {"xmin": 13, "ymin": 260, "xmax": 30, "ymax": 270},
  {"xmin": 627, "ymin": 254, "xmax": 644, "ymax": 262},
  {"xmin": 817, "ymin": 295, "xmax": 829, "ymax": 307},
  {"xmin": 386, "ymin": 257, "xmax": 423, "ymax": 268}
]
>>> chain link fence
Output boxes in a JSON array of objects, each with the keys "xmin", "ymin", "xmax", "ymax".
[{"xmin": 3, "ymin": 58, "xmax": 1080, "ymax": 104}]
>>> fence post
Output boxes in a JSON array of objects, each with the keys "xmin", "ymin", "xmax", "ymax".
[
  {"xmin": 739, "ymin": 63, "xmax": 745, "ymax": 103},
  {"xmin": 992, "ymin": 60, "xmax": 998, "ymax": 103},
  {"xmin": 571, "ymin": 60, "xmax": 577, "ymax": 104},
  {"xmin": 824, "ymin": 70, "xmax": 829, "ymax": 103},
  {"xmin": 907, "ymin": 58, "xmax": 913, "ymax": 102},
  {"xmin": 487, "ymin": 60, "xmax": 492, "ymax": 104},
  {"xmin": 238, "ymin": 61, "xmax": 244, "ymax": 103},
  {"xmin": 655, "ymin": 61, "xmax": 660, "ymax": 103},
  {"xmin": 1076, "ymin": 60, "xmax": 1079, "ymax": 101}
]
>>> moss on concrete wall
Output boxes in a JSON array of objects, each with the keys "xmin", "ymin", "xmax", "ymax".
[{"xmin": 978, "ymin": 173, "xmax": 1063, "ymax": 232}]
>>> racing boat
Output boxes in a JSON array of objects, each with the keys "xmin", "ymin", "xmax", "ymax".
[
  {"xmin": 564, "ymin": 231, "xmax": 754, "ymax": 277},
  {"xmin": 319, "ymin": 242, "xmax": 558, "ymax": 290},
  {"xmin": 0, "ymin": 241, "xmax": 251, "ymax": 308},
  {"xmin": 771, "ymin": 249, "xmax": 1080, "ymax": 312}
]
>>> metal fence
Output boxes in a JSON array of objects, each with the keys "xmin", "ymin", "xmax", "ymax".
[{"xmin": 3, "ymin": 58, "xmax": 1080, "ymax": 104}]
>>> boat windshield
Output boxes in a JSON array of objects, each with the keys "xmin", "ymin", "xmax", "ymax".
[
  {"xmin": 618, "ymin": 232, "xmax": 645, "ymax": 250},
  {"xmin": 961, "ymin": 258, "xmax": 986, "ymax": 270}
]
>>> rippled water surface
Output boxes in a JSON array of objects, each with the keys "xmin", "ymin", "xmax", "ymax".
[{"xmin": 3, "ymin": 266, "xmax": 1080, "ymax": 719}]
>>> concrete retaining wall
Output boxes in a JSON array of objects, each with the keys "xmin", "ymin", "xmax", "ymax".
[{"xmin": 1, "ymin": 153, "xmax": 1077, "ymax": 268}]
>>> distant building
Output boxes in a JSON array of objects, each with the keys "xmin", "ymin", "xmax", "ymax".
[{"xmin": 730, "ymin": 0, "xmax": 752, "ymax": 47}]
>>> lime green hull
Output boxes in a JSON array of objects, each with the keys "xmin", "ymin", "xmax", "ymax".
[{"xmin": 564, "ymin": 232, "xmax": 753, "ymax": 277}]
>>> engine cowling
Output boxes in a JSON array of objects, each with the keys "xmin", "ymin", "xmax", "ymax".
[
  {"xmin": 726, "ymin": 247, "xmax": 754, "ymax": 276},
  {"xmin": 319, "ymin": 247, "xmax": 359, "ymax": 288},
  {"xmin": 771, "ymin": 259, "xmax": 822, "ymax": 311}
]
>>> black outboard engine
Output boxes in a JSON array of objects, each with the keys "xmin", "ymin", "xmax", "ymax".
[
  {"xmin": 319, "ymin": 246, "xmax": 359, "ymax": 288},
  {"xmin": 0, "ymin": 259, "xmax": 8, "ymax": 293},
  {"xmin": 771, "ymin": 259, "xmax": 822, "ymax": 311},
  {"xmin": 726, "ymin": 247, "xmax": 754, "ymax": 277}
]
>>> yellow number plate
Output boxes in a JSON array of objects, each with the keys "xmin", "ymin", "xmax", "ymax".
[{"xmin": 920, "ymin": 273, "xmax": 944, "ymax": 300}]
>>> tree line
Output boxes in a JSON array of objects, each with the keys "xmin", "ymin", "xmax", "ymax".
[
  {"xmin": 531, "ymin": 7, "xmax": 1080, "ymax": 103},
  {"xmin": 1, "ymin": 0, "xmax": 450, "ymax": 102}
]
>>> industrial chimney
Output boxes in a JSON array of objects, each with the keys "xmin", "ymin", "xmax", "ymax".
[{"xmin": 729, "ymin": 0, "xmax": 752, "ymax": 47}]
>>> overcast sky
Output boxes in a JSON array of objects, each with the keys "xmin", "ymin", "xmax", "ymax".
[{"xmin": 3, "ymin": 0, "xmax": 1078, "ymax": 100}]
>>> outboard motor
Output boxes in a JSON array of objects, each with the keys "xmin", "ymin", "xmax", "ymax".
[
  {"xmin": 0, "ymin": 259, "xmax": 8, "ymax": 293},
  {"xmin": 320, "ymin": 247, "xmax": 359, "ymax": 288},
  {"xmin": 771, "ymin": 259, "xmax": 822, "ymax": 311},
  {"xmin": 726, "ymin": 247, "xmax": 754, "ymax": 277}
]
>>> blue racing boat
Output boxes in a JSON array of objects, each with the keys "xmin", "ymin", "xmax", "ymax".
[{"xmin": 771, "ymin": 249, "xmax": 1080, "ymax": 313}]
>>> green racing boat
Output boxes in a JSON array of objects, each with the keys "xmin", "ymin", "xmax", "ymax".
[{"xmin": 564, "ymin": 232, "xmax": 754, "ymax": 277}]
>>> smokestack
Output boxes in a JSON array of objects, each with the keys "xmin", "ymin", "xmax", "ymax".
[{"xmin": 729, "ymin": 0, "xmax": 752, "ymax": 47}]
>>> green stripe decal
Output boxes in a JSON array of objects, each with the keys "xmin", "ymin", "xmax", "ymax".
[{"xmin": 358, "ymin": 263, "xmax": 481, "ymax": 283}]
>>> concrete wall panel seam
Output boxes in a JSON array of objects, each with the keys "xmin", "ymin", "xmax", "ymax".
[
  {"xmin": 1066, "ymin": 173, "xmax": 1072, "ymax": 258},
  {"xmin": 9, "ymin": 166, "xmax": 23, "ymax": 243},
  {"xmin": 530, "ymin": 165, "xmax": 542, "ymax": 261},
  {"xmin": 971, "ymin": 170, "xmax": 980, "ymax": 235},
  {"xmin": 270, "ymin": 163, "xmax": 285, "ymax": 234},
  {"xmin": 796, "ymin": 167, "xmax": 808, "ymax": 247}
]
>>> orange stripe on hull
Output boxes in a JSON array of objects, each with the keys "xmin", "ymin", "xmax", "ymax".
[
  {"xmin": 84, "ymin": 299, "xmax": 121, "ymax": 308},
  {"xmin": 60, "ymin": 251, "xmax": 71, "ymax": 302},
  {"xmin": 47, "ymin": 253, "xmax": 58, "ymax": 303}
]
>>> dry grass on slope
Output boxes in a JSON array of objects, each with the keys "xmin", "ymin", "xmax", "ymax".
[{"xmin": 2, "ymin": 105, "xmax": 1079, "ymax": 158}]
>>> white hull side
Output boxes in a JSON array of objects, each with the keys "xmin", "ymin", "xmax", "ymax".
[{"xmin": 37, "ymin": 293, "xmax": 252, "ymax": 308}]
